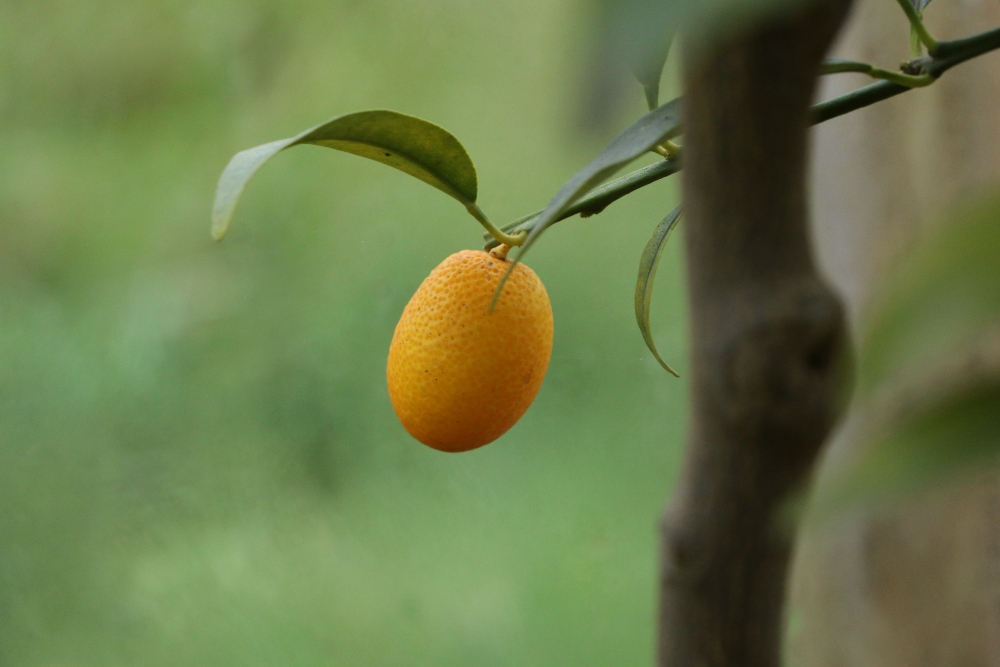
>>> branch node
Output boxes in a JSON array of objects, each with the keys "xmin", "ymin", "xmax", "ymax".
[{"xmin": 720, "ymin": 285, "xmax": 847, "ymax": 445}]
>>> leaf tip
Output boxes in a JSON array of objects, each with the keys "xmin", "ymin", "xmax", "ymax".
[
  {"xmin": 210, "ymin": 216, "xmax": 230, "ymax": 242},
  {"xmin": 489, "ymin": 257, "xmax": 519, "ymax": 312},
  {"xmin": 648, "ymin": 345, "xmax": 680, "ymax": 377}
]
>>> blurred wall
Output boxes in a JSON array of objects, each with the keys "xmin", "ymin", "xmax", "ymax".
[{"xmin": 791, "ymin": 0, "xmax": 1000, "ymax": 664}]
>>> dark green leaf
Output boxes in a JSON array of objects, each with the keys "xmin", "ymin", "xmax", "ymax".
[
  {"xmin": 521, "ymin": 98, "xmax": 682, "ymax": 255},
  {"xmin": 212, "ymin": 110, "xmax": 478, "ymax": 240},
  {"xmin": 490, "ymin": 98, "xmax": 681, "ymax": 308},
  {"xmin": 603, "ymin": 0, "xmax": 818, "ymax": 40},
  {"xmin": 868, "ymin": 381, "xmax": 1000, "ymax": 496},
  {"xmin": 594, "ymin": 0, "xmax": 816, "ymax": 117},
  {"xmin": 482, "ymin": 157, "xmax": 683, "ymax": 250},
  {"xmin": 635, "ymin": 206, "xmax": 682, "ymax": 376}
]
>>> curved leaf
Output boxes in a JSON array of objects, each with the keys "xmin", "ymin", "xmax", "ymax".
[
  {"xmin": 631, "ymin": 31, "xmax": 675, "ymax": 111},
  {"xmin": 482, "ymin": 156, "xmax": 683, "ymax": 250},
  {"xmin": 211, "ymin": 110, "xmax": 478, "ymax": 240},
  {"xmin": 635, "ymin": 206, "xmax": 682, "ymax": 377},
  {"xmin": 519, "ymin": 97, "xmax": 681, "ymax": 256},
  {"xmin": 595, "ymin": 0, "xmax": 817, "ymax": 116},
  {"xmin": 490, "ymin": 97, "xmax": 682, "ymax": 309}
]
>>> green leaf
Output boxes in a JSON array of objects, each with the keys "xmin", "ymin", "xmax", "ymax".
[
  {"xmin": 594, "ymin": 0, "xmax": 817, "ymax": 108},
  {"xmin": 812, "ymin": 194, "xmax": 1000, "ymax": 516},
  {"xmin": 521, "ymin": 97, "xmax": 682, "ymax": 256},
  {"xmin": 630, "ymin": 31, "xmax": 674, "ymax": 111},
  {"xmin": 482, "ymin": 157, "xmax": 683, "ymax": 249},
  {"xmin": 490, "ymin": 98, "xmax": 681, "ymax": 309},
  {"xmin": 635, "ymin": 206, "xmax": 682, "ymax": 376},
  {"xmin": 861, "ymin": 195, "xmax": 1000, "ymax": 393},
  {"xmin": 665, "ymin": 0, "xmax": 820, "ymax": 37},
  {"xmin": 814, "ymin": 380, "xmax": 1000, "ymax": 516},
  {"xmin": 211, "ymin": 110, "xmax": 478, "ymax": 240},
  {"xmin": 859, "ymin": 382, "xmax": 1000, "ymax": 500}
]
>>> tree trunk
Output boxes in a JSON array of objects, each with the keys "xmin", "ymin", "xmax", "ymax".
[{"xmin": 658, "ymin": 2, "xmax": 852, "ymax": 665}]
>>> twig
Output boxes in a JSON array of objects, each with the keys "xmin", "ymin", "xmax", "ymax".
[{"xmin": 485, "ymin": 25, "xmax": 1000, "ymax": 247}]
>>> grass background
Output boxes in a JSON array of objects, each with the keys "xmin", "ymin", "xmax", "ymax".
[{"xmin": 0, "ymin": 1, "xmax": 687, "ymax": 664}]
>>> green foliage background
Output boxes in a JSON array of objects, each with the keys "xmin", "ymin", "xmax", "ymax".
[{"xmin": 0, "ymin": 0, "xmax": 686, "ymax": 665}]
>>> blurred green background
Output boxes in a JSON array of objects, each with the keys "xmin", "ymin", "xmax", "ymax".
[{"xmin": 0, "ymin": 1, "xmax": 686, "ymax": 665}]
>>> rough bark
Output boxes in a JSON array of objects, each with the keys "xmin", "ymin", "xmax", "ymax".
[{"xmin": 658, "ymin": 2, "xmax": 853, "ymax": 665}]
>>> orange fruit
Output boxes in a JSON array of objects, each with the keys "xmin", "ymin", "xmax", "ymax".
[{"xmin": 387, "ymin": 249, "xmax": 554, "ymax": 452}]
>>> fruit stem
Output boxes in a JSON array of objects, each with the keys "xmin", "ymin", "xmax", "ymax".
[
  {"xmin": 467, "ymin": 203, "xmax": 528, "ymax": 247},
  {"xmin": 654, "ymin": 140, "xmax": 681, "ymax": 158},
  {"xmin": 489, "ymin": 244, "xmax": 511, "ymax": 260}
]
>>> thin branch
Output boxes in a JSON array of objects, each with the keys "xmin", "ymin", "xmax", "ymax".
[
  {"xmin": 814, "ymin": 25, "xmax": 1000, "ymax": 121},
  {"xmin": 809, "ymin": 80, "xmax": 909, "ymax": 124},
  {"xmin": 485, "ymin": 24, "xmax": 1000, "ymax": 248},
  {"xmin": 820, "ymin": 58, "xmax": 874, "ymax": 74},
  {"xmin": 929, "ymin": 24, "xmax": 1000, "ymax": 66},
  {"xmin": 487, "ymin": 157, "xmax": 681, "ymax": 243},
  {"xmin": 820, "ymin": 58, "xmax": 933, "ymax": 87}
]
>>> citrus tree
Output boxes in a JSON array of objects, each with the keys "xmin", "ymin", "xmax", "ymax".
[{"xmin": 211, "ymin": 0, "xmax": 1000, "ymax": 664}]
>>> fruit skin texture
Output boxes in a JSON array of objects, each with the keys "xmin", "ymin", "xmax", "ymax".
[{"xmin": 387, "ymin": 250, "xmax": 554, "ymax": 452}]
